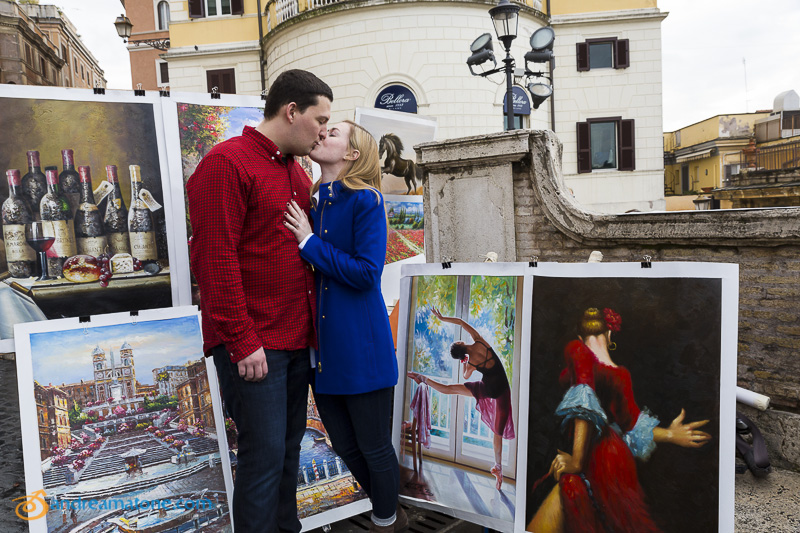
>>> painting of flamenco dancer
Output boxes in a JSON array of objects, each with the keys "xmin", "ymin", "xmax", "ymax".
[
  {"xmin": 397, "ymin": 266, "xmax": 525, "ymax": 529},
  {"xmin": 525, "ymin": 269, "xmax": 737, "ymax": 533}
]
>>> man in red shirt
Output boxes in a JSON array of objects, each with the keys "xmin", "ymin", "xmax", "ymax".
[{"xmin": 187, "ymin": 69, "xmax": 332, "ymax": 533}]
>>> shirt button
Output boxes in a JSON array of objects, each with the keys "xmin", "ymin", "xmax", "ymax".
[
  {"xmin": 308, "ymin": 290, "xmax": 311, "ymax": 294},
  {"xmin": 271, "ymin": 157, "xmax": 275, "ymax": 160},
  {"xmin": 276, "ymin": 150, "xmax": 281, "ymax": 155},
  {"xmin": 293, "ymin": 191, "xmax": 297, "ymax": 195}
]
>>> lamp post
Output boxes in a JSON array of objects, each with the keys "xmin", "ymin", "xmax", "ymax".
[
  {"xmin": 114, "ymin": 15, "xmax": 170, "ymax": 51},
  {"xmin": 489, "ymin": 0, "xmax": 519, "ymax": 131},
  {"xmin": 467, "ymin": 1, "xmax": 555, "ymax": 130}
]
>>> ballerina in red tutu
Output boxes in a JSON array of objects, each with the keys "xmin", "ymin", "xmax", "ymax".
[
  {"xmin": 407, "ymin": 308, "xmax": 514, "ymax": 490},
  {"xmin": 528, "ymin": 307, "xmax": 712, "ymax": 533}
]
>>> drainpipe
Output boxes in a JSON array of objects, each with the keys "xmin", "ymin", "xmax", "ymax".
[
  {"xmin": 547, "ymin": 0, "xmax": 555, "ymax": 132},
  {"xmin": 257, "ymin": 0, "xmax": 265, "ymax": 93}
]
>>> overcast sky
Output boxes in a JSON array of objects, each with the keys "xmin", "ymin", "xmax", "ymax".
[{"xmin": 53, "ymin": 0, "xmax": 800, "ymax": 132}]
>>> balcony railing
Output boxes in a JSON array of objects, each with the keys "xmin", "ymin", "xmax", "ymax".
[
  {"xmin": 723, "ymin": 140, "xmax": 800, "ymax": 187},
  {"xmin": 265, "ymin": 0, "xmax": 543, "ymax": 33}
]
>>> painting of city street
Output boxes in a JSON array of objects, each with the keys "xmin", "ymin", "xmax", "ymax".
[
  {"xmin": 14, "ymin": 308, "xmax": 232, "ymax": 533},
  {"xmin": 396, "ymin": 264, "xmax": 525, "ymax": 530}
]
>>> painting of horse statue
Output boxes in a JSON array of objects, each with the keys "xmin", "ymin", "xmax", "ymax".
[{"xmin": 379, "ymin": 133, "xmax": 424, "ymax": 195}]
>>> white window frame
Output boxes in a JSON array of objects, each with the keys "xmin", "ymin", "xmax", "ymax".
[
  {"xmin": 153, "ymin": 0, "xmax": 171, "ymax": 30},
  {"xmin": 204, "ymin": 0, "xmax": 233, "ymax": 18},
  {"xmin": 156, "ymin": 59, "xmax": 169, "ymax": 87}
]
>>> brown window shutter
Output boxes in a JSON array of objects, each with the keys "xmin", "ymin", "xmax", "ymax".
[
  {"xmin": 222, "ymin": 71, "xmax": 235, "ymax": 94},
  {"xmin": 231, "ymin": 0, "xmax": 244, "ymax": 15},
  {"xmin": 619, "ymin": 119, "xmax": 635, "ymax": 171},
  {"xmin": 207, "ymin": 72, "xmax": 219, "ymax": 94},
  {"xmin": 576, "ymin": 42, "xmax": 589, "ymax": 72},
  {"xmin": 615, "ymin": 39, "xmax": 630, "ymax": 69},
  {"xmin": 189, "ymin": 0, "xmax": 205, "ymax": 18},
  {"xmin": 577, "ymin": 122, "xmax": 592, "ymax": 173}
]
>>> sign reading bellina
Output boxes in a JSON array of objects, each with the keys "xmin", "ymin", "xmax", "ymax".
[
  {"xmin": 375, "ymin": 85, "xmax": 417, "ymax": 113},
  {"xmin": 503, "ymin": 86, "xmax": 532, "ymax": 115}
]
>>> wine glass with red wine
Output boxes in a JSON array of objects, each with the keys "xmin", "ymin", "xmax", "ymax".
[{"xmin": 25, "ymin": 221, "xmax": 56, "ymax": 281}]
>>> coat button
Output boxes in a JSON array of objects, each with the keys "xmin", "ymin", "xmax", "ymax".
[
  {"xmin": 322, "ymin": 315, "xmax": 326, "ymax": 319},
  {"xmin": 325, "ymin": 287, "xmax": 328, "ymax": 290},
  {"xmin": 324, "ymin": 229, "xmax": 328, "ymax": 233}
]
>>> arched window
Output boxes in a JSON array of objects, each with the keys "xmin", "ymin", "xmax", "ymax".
[{"xmin": 157, "ymin": 1, "xmax": 170, "ymax": 30}]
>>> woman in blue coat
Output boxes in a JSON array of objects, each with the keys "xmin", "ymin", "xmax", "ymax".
[{"xmin": 284, "ymin": 120, "xmax": 404, "ymax": 532}]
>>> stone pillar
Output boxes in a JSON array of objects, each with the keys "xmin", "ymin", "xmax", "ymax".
[{"xmin": 416, "ymin": 130, "xmax": 535, "ymax": 262}]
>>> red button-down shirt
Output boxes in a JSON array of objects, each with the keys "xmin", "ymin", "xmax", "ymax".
[{"xmin": 187, "ymin": 126, "xmax": 317, "ymax": 363}]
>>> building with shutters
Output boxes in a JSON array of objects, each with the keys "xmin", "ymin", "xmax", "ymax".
[
  {"xmin": 0, "ymin": 0, "xmax": 105, "ymax": 88},
  {"xmin": 160, "ymin": 0, "xmax": 666, "ymax": 213},
  {"xmin": 162, "ymin": 0, "xmax": 259, "ymax": 95},
  {"xmin": 662, "ymin": 111, "xmax": 771, "ymax": 210},
  {"xmin": 120, "ymin": 0, "xmax": 173, "ymax": 90}
]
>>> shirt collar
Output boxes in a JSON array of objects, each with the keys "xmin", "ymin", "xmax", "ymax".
[{"xmin": 243, "ymin": 125, "xmax": 292, "ymax": 162}]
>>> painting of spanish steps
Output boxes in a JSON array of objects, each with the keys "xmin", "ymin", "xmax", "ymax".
[{"xmin": 17, "ymin": 312, "xmax": 233, "ymax": 533}]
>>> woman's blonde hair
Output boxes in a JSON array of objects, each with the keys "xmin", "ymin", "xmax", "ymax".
[{"xmin": 310, "ymin": 120, "xmax": 382, "ymax": 202}]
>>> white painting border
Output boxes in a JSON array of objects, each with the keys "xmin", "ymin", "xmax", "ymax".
[
  {"xmin": 14, "ymin": 305, "xmax": 234, "ymax": 533},
  {"xmin": 0, "ymin": 85, "xmax": 182, "ymax": 353},
  {"xmin": 394, "ymin": 262, "xmax": 532, "ymax": 532}
]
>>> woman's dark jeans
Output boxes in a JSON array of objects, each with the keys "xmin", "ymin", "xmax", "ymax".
[
  {"xmin": 314, "ymin": 386, "xmax": 399, "ymax": 519},
  {"xmin": 212, "ymin": 345, "xmax": 309, "ymax": 533}
]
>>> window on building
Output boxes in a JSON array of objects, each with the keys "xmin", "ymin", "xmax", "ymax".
[
  {"xmin": 61, "ymin": 45, "xmax": 68, "ymax": 62},
  {"xmin": 157, "ymin": 1, "xmax": 170, "ymax": 30},
  {"xmin": 503, "ymin": 115, "xmax": 525, "ymax": 130},
  {"xmin": 576, "ymin": 38, "xmax": 629, "ymax": 72},
  {"xmin": 39, "ymin": 57, "xmax": 46, "ymax": 77},
  {"xmin": 74, "ymin": 60, "xmax": 78, "ymax": 73},
  {"xmin": 189, "ymin": 0, "xmax": 243, "ymax": 18},
  {"xmin": 158, "ymin": 61, "xmax": 169, "ymax": 85},
  {"xmin": 576, "ymin": 117, "xmax": 635, "ymax": 173},
  {"xmin": 206, "ymin": 68, "xmax": 236, "ymax": 94},
  {"xmin": 81, "ymin": 65, "xmax": 85, "ymax": 81}
]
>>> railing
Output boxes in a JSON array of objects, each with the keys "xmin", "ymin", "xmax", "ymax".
[
  {"xmin": 731, "ymin": 140, "xmax": 800, "ymax": 173},
  {"xmin": 275, "ymin": 0, "xmax": 299, "ymax": 25},
  {"xmin": 266, "ymin": 0, "xmax": 544, "ymax": 32}
]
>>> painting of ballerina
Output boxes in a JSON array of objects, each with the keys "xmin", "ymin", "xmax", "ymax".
[{"xmin": 397, "ymin": 266, "xmax": 525, "ymax": 530}]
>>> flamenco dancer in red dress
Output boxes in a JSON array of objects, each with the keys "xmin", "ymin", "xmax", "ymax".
[
  {"xmin": 407, "ymin": 308, "xmax": 515, "ymax": 490},
  {"xmin": 528, "ymin": 308, "xmax": 712, "ymax": 533}
]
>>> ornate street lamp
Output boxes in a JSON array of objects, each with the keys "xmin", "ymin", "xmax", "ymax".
[
  {"xmin": 467, "ymin": 1, "xmax": 555, "ymax": 130},
  {"xmin": 114, "ymin": 14, "xmax": 170, "ymax": 51}
]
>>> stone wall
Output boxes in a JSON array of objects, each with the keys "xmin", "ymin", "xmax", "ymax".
[{"xmin": 418, "ymin": 129, "xmax": 800, "ymax": 469}]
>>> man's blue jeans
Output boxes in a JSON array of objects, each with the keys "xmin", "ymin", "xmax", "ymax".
[
  {"xmin": 212, "ymin": 345, "xmax": 309, "ymax": 533},
  {"xmin": 314, "ymin": 386, "xmax": 399, "ymax": 519}
]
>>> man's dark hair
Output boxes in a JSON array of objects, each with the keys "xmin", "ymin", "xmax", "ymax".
[{"xmin": 263, "ymin": 69, "xmax": 333, "ymax": 119}]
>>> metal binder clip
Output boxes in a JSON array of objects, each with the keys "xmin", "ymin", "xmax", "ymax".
[
  {"xmin": 93, "ymin": 81, "xmax": 105, "ymax": 95},
  {"xmin": 261, "ymin": 89, "xmax": 268, "ymax": 101},
  {"xmin": 211, "ymin": 86, "xmax": 221, "ymax": 100},
  {"xmin": 441, "ymin": 256, "xmax": 452, "ymax": 269},
  {"xmin": 134, "ymin": 83, "xmax": 145, "ymax": 97},
  {"xmin": 130, "ymin": 310, "xmax": 139, "ymax": 325},
  {"xmin": 529, "ymin": 255, "xmax": 539, "ymax": 268},
  {"xmin": 159, "ymin": 85, "xmax": 170, "ymax": 97},
  {"xmin": 79, "ymin": 316, "xmax": 91, "ymax": 335},
  {"xmin": 641, "ymin": 255, "xmax": 652, "ymax": 268}
]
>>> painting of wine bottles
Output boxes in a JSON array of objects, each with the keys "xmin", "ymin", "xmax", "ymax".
[{"xmin": 0, "ymin": 86, "xmax": 179, "ymax": 349}]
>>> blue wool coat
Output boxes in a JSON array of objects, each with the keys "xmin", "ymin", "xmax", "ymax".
[{"xmin": 300, "ymin": 181, "xmax": 398, "ymax": 395}]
